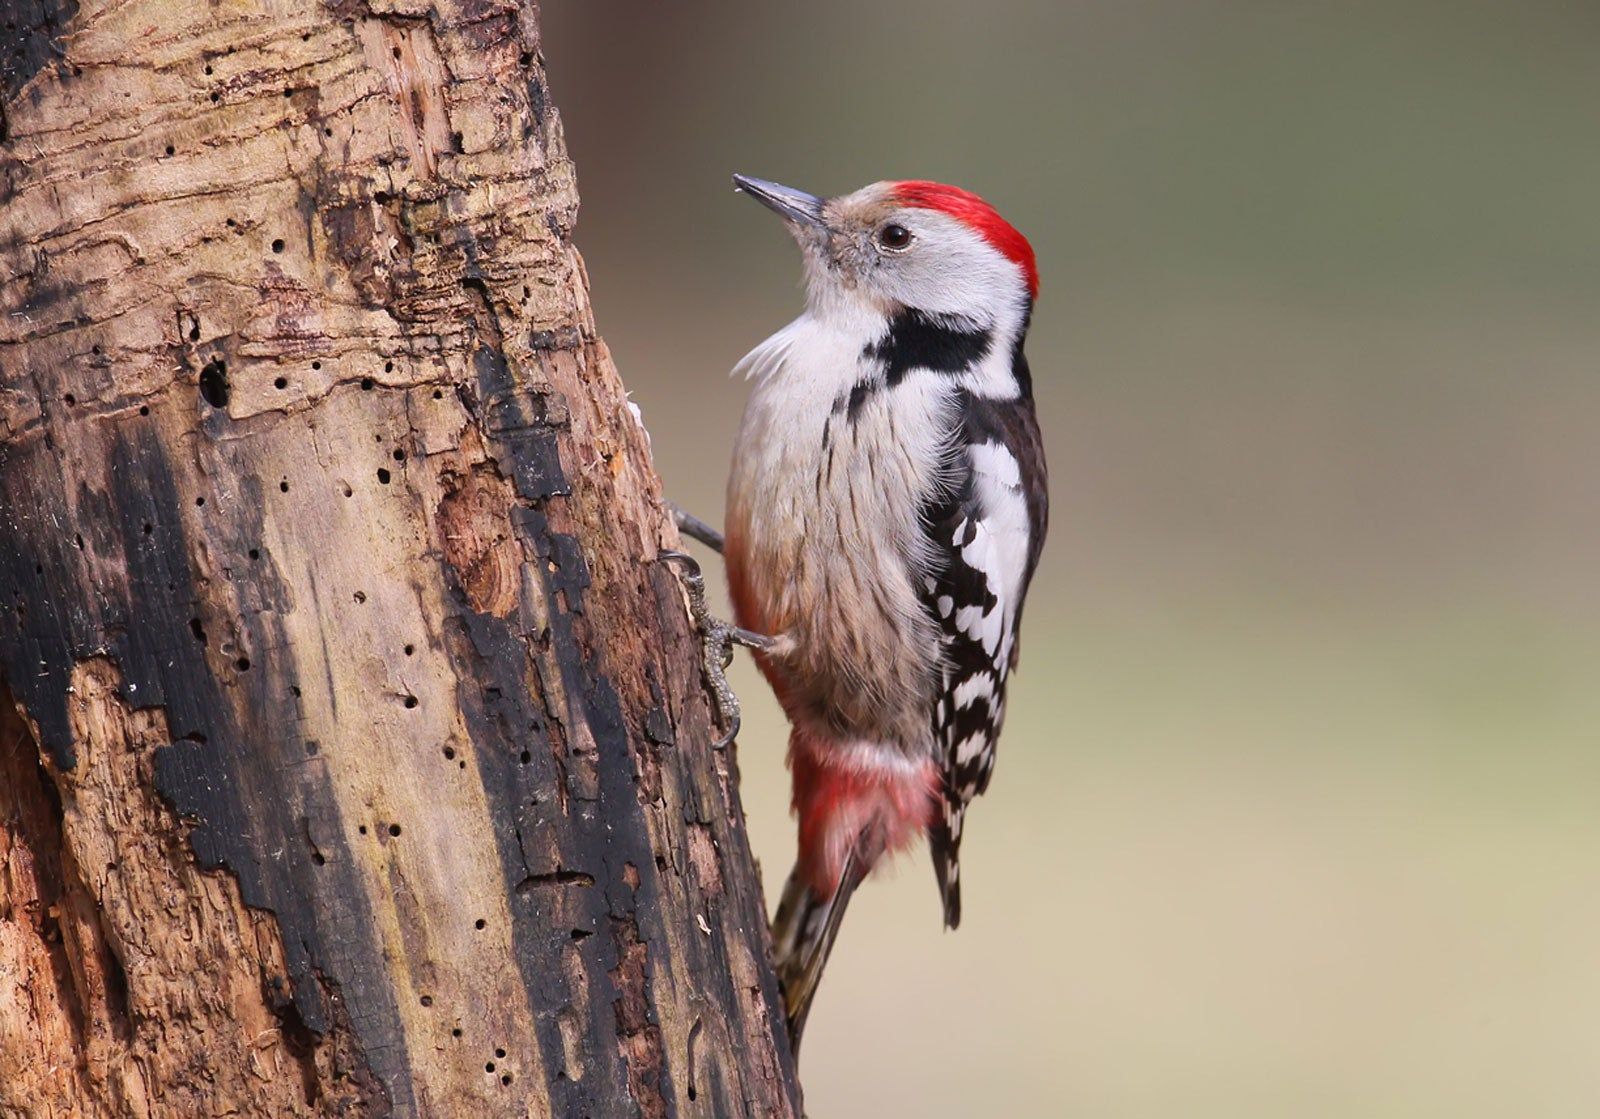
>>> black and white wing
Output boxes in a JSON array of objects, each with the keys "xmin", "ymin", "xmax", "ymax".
[{"xmin": 923, "ymin": 390, "xmax": 1048, "ymax": 928}]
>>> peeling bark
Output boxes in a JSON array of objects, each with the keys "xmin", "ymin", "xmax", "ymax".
[{"xmin": 0, "ymin": 2, "xmax": 799, "ymax": 1116}]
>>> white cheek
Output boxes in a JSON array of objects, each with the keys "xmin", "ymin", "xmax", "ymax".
[
  {"xmin": 896, "ymin": 248, "xmax": 1010, "ymax": 313},
  {"xmin": 871, "ymin": 213, "xmax": 1028, "ymax": 324}
]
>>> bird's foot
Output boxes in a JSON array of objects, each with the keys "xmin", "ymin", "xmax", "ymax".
[
  {"xmin": 659, "ymin": 550, "xmax": 776, "ymax": 748},
  {"xmin": 667, "ymin": 502, "xmax": 725, "ymax": 554}
]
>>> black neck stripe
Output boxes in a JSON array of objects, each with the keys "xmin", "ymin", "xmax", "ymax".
[{"xmin": 864, "ymin": 308, "xmax": 994, "ymax": 388}]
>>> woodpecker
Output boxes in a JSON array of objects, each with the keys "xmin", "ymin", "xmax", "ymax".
[{"xmin": 680, "ymin": 174, "xmax": 1048, "ymax": 1049}]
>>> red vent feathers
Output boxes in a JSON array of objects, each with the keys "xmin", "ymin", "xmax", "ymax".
[{"xmin": 893, "ymin": 181, "xmax": 1038, "ymax": 299}]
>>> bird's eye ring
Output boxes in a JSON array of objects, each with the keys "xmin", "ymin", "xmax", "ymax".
[{"xmin": 875, "ymin": 223, "xmax": 913, "ymax": 252}]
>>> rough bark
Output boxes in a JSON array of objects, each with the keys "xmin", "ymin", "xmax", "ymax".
[{"xmin": 0, "ymin": 2, "xmax": 800, "ymax": 1116}]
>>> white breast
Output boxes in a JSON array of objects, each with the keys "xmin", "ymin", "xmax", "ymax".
[{"xmin": 726, "ymin": 312, "xmax": 954, "ymax": 754}]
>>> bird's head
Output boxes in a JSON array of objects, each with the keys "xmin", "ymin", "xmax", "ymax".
[{"xmin": 733, "ymin": 174, "xmax": 1037, "ymax": 327}]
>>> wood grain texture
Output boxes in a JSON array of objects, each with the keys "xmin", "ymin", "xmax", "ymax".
[{"xmin": 0, "ymin": 1, "xmax": 800, "ymax": 1115}]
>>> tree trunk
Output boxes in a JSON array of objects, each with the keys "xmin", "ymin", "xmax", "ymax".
[{"xmin": 0, "ymin": 3, "xmax": 800, "ymax": 1116}]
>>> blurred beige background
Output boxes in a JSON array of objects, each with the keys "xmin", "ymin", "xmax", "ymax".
[{"xmin": 542, "ymin": 3, "xmax": 1600, "ymax": 1115}]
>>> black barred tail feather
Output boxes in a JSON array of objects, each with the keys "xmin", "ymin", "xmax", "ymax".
[
  {"xmin": 770, "ymin": 851, "xmax": 868, "ymax": 1056},
  {"xmin": 928, "ymin": 806, "xmax": 964, "ymax": 929}
]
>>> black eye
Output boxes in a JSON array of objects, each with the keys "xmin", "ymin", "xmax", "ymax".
[{"xmin": 876, "ymin": 223, "xmax": 912, "ymax": 251}]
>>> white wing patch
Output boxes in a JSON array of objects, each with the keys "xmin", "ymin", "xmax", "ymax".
[
  {"xmin": 954, "ymin": 732, "xmax": 988, "ymax": 765},
  {"xmin": 952, "ymin": 673, "xmax": 996, "ymax": 710},
  {"xmin": 966, "ymin": 441, "xmax": 1032, "ymax": 631}
]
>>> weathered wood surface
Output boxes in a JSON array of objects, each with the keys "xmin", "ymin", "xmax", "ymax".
[{"xmin": 0, "ymin": 1, "xmax": 799, "ymax": 1115}]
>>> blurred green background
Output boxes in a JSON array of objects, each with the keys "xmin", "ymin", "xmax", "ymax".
[{"xmin": 542, "ymin": 3, "xmax": 1600, "ymax": 1114}]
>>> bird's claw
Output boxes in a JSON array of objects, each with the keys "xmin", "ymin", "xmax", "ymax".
[
  {"xmin": 667, "ymin": 502, "xmax": 726, "ymax": 553},
  {"xmin": 660, "ymin": 550, "xmax": 773, "ymax": 748}
]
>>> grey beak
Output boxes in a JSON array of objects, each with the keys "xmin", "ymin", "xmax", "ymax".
[{"xmin": 732, "ymin": 174, "xmax": 826, "ymax": 228}]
